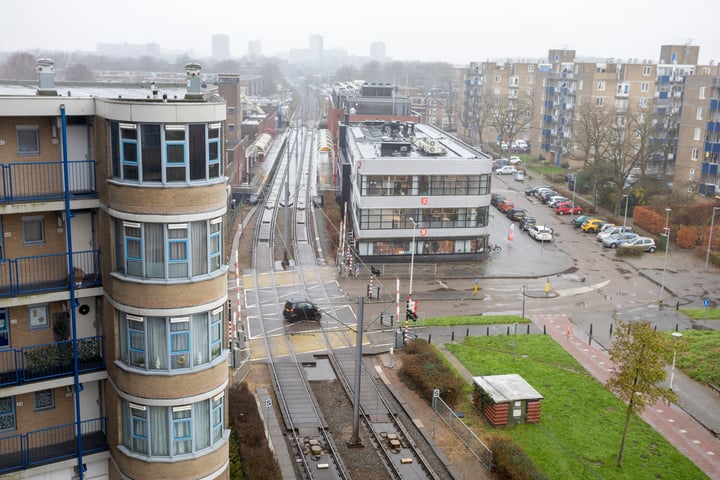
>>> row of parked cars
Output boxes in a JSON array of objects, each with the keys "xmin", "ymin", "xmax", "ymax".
[
  {"xmin": 521, "ymin": 185, "xmax": 658, "ymax": 252},
  {"xmin": 491, "ymin": 191, "xmax": 554, "ymax": 242}
]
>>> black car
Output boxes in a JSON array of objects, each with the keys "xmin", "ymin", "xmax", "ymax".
[
  {"xmin": 506, "ymin": 208, "xmax": 528, "ymax": 221},
  {"xmin": 525, "ymin": 185, "xmax": 550, "ymax": 196},
  {"xmin": 491, "ymin": 193, "xmax": 506, "ymax": 207},
  {"xmin": 519, "ymin": 216, "xmax": 537, "ymax": 231},
  {"xmin": 283, "ymin": 299, "xmax": 321, "ymax": 322}
]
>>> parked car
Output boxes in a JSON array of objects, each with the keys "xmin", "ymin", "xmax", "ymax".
[
  {"xmin": 597, "ymin": 225, "xmax": 632, "ymax": 242},
  {"xmin": 601, "ymin": 232, "xmax": 639, "ymax": 248},
  {"xmin": 497, "ymin": 199, "xmax": 515, "ymax": 212},
  {"xmin": 581, "ymin": 218, "xmax": 608, "ymax": 233},
  {"xmin": 525, "ymin": 185, "xmax": 550, "ymax": 196},
  {"xmin": 571, "ymin": 214, "xmax": 592, "ymax": 228},
  {"xmin": 528, "ymin": 225, "xmax": 554, "ymax": 242},
  {"xmin": 283, "ymin": 298, "xmax": 322, "ymax": 322},
  {"xmin": 512, "ymin": 139, "xmax": 529, "ymax": 152},
  {"xmin": 495, "ymin": 165, "xmax": 518, "ymax": 175},
  {"xmin": 506, "ymin": 208, "xmax": 528, "ymax": 221},
  {"xmin": 508, "ymin": 156, "xmax": 522, "ymax": 165},
  {"xmin": 492, "ymin": 159, "xmax": 509, "ymax": 170},
  {"xmin": 539, "ymin": 190, "xmax": 560, "ymax": 204},
  {"xmin": 547, "ymin": 196, "xmax": 571, "ymax": 208},
  {"xmin": 534, "ymin": 187, "xmax": 555, "ymax": 199},
  {"xmin": 514, "ymin": 170, "xmax": 525, "ymax": 182},
  {"xmin": 519, "ymin": 216, "xmax": 537, "ymax": 231},
  {"xmin": 619, "ymin": 236, "xmax": 657, "ymax": 253},
  {"xmin": 491, "ymin": 193, "xmax": 506, "ymax": 207},
  {"xmin": 555, "ymin": 203, "xmax": 583, "ymax": 215}
]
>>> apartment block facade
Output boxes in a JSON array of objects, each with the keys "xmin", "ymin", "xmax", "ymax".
[{"xmin": 0, "ymin": 60, "xmax": 230, "ymax": 479}]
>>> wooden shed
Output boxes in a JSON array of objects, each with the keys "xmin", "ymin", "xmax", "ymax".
[{"xmin": 472, "ymin": 374, "xmax": 544, "ymax": 427}]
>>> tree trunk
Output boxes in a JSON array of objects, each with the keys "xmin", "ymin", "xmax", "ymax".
[{"xmin": 617, "ymin": 395, "xmax": 634, "ymax": 467}]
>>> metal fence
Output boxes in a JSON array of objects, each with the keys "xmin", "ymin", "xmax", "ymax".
[
  {"xmin": 1, "ymin": 160, "xmax": 97, "ymax": 202},
  {"xmin": 432, "ymin": 393, "xmax": 493, "ymax": 470}
]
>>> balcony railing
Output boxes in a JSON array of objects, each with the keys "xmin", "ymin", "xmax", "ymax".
[
  {"xmin": 0, "ymin": 160, "xmax": 97, "ymax": 203},
  {"xmin": 0, "ymin": 250, "xmax": 100, "ymax": 298},
  {"xmin": 0, "ymin": 336, "xmax": 104, "ymax": 386},
  {"xmin": 0, "ymin": 417, "xmax": 107, "ymax": 473}
]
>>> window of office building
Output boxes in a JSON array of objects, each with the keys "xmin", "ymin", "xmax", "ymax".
[
  {"xmin": 115, "ymin": 218, "xmax": 222, "ymax": 280},
  {"xmin": 122, "ymin": 394, "xmax": 225, "ymax": 457},
  {"xmin": 358, "ymin": 206, "xmax": 488, "ymax": 230},
  {"xmin": 111, "ymin": 122, "xmax": 222, "ymax": 184},
  {"xmin": 118, "ymin": 307, "xmax": 223, "ymax": 371}
]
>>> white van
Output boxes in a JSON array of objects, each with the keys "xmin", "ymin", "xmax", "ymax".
[
  {"xmin": 512, "ymin": 140, "xmax": 528, "ymax": 151},
  {"xmin": 514, "ymin": 170, "xmax": 525, "ymax": 182}
]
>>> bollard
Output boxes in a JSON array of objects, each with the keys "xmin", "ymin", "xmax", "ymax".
[
  {"xmin": 527, "ymin": 324, "xmax": 530, "ymax": 334},
  {"xmin": 589, "ymin": 323, "xmax": 593, "ymax": 336},
  {"xmin": 543, "ymin": 324, "xmax": 546, "ymax": 335},
  {"xmin": 486, "ymin": 326, "xmax": 490, "ymax": 336},
  {"xmin": 451, "ymin": 331, "xmax": 455, "ymax": 342},
  {"xmin": 427, "ymin": 334, "xmax": 432, "ymax": 344},
  {"xmin": 466, "ymin": 327, "xmax": 469, "ymax": 337},
  {"xmin": 506, "ymin": 326, "xmax": 510, "ymax": 335},
  {"xmin": 653, "ymin": 325, "xmax": 657, "ymax": 332},
  {"xmin": 609, "ymin": 324, "xmax": 613, "ymax": 337}
]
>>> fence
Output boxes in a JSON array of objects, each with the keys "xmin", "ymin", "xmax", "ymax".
[{"xmin": 432, "ymin": 393, "xmax": 493, "ymax": 470}]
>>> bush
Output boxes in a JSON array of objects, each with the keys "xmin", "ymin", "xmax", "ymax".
[
  {"xmin": 489, "ymin": 435, "xmax": 548, "ymax": 480},
  {"xmin": 615, "ymin": 246, "xmax": 643, "ymax": 257},
  {"xmin": 399, "ymin": 339, "xmax": 467, "ymax": 407}
]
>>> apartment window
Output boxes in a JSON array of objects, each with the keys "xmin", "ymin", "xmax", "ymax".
[
  {"xmin": 699, "ymin": 87, "xmax": 706, "ymax": 99},
  {"xmin": 691, "ymin": 148, "xmax": 699, "ymax": 161},
  {"xmin": 639, "ymin": 97, "xmax": 648, "ymax": 108},
  {"xmin": 22, "ymin": 217, "xmax": 45, "ymax": 245},
  {"xmin": 0, "ymin": 397, "xmax": 16, "ymax": 433},
  {"xmin": 694, "ymin": 128, "xmax": 702, "ymax": 141},
  {"xmin": 697, "ymin": 107, "xmax": 704, "ymax": 121},
  {"xmin": 34, "ymin": 389, "xmax": 54, "ymax": 411},
  {"xmin": 689, "ymin": 168, "xmax": 696, "ymax": 181},
  {"xmin": 495, "ymin": 75, "xmax": 501, "ymax": 83},
  {"xmin": 578, "ymin": 80, "xmax": 584, "ymax": 91},
  {"xmin": 527, "ymin": 75, "xmax": 534, "ymax": 84},
  {"xmin": 643, "ymin": 65, "xmax": 652, "ymax": 76},
  {"xmin": 119, "ymin": 309, "xmax": 223, "ymax": 371},
  {"xmin": 115, "ymin": 218, "xmax": 222, "ymax": 280},
  {"xmin": 493, "ymin": 87, "xmax": 501, "ymax": 95},
  {"xmin": 528, "ymin": 64, "xmax": 535, "ymax": 73},
  {"xmin": 112, "ymin": 122, "xmax": 222, "ymax": 183},
  {"xmin": 641, "ymin": 82, "xmax": 649, "ymax": 92},
  {"xmin": 597, "ymin": 81, "xmax": 606, "ymax": 91},
  {"xmin": 595, "ymin": 97, "xmax": 604, "ymax": 107},
  {"xmin": 122, "ymin": 396, "xmax": 225, "ymax": 457},
  {"xmin": 16, "ymin": 126, "xmax": 40, "ymax": 155}
]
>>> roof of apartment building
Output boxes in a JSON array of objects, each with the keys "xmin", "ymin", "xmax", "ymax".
[{"xmin": 347, "ymin": 120, "xmax": 491, "ymax": 160}]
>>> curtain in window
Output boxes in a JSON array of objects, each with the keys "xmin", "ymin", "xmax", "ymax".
[
  {"xmin": 122, "ymin": 401, "xmax": 131, "ymax": 448},
  {"xmin": 173, "ymin": 408, "xmax": 192, "ymax": 455},
  {"xmin": 168, "ymin": 227, "xmax": 188, "ymax": 278},
  {"xmin": 192, "ymin": 221, "xmax": 208, "ymax": 275},
  {"xmin": 193, "ymin": 400, "xmax": 210, "ymax": 450},
  {"xmin": 191, "ymin": 313, "xmax": 208, "ymax": 366},
  {"xmin": 147, "ymin": 317, "xmax": 168, "ymax": 370},
  {"xmin": 189, "ymin": 124, "xmax": 206, "ymax": 181},
  {"xmin": 150, "ymin": 406, "xmax": 169, "ymax": 456},
  {"xmin": 145, "ymin": 224, "xmax": 164, "ymax": 278},
  {"xmin": 142, "ymin": 124, "xmax": 162, "ymax": 182},
  {"xmin": 114, "ymin": 218, "xmax": 125, "ymax": 274}
]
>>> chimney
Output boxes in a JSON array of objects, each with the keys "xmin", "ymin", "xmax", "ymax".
[
  {"xmin": 184, "ymin": 62, "xmax": 203, "ymax": 100},
  {"xmin": 36, "ymin": 58, "xmax": 57, "ymax": 96}
]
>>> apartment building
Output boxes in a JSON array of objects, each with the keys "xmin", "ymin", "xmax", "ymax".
[
  {"xmin": 0, "ymin": 60, "xmax": 230, "ymax": 479},
  {"xmin": 336, "ymin": 120, "xmax": 493, "ymax": 264}
]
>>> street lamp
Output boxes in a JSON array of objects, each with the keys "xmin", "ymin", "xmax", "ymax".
[
  {"xmin": 408, "ymin": 217, "xmax": 417, "ymax": 297},
  {"xmin": 669, "ymin": 331, "xmax": 683, "ymax": 391},
  {"xmin": 622, "ymin": 194, "xmax": 629, "ymax": 230},
  {"xmin": 659, "ymin": 208, "xmax": 671, "ymax": 309},
  {"xmin": 521, "ymin": 285, "xmax": 527, "ymax": 320},
  {"xmin": 705, "ymin": 207, "xmax": 720, "ymax": 270}
]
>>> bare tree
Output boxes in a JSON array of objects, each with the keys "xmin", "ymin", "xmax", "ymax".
[
  {"xmin": 570, "ymin": 104, "xmax": 615, "ymax": 208},
  {"xmin": 606, "ymin": 320, "xmax": 677, "ymax": 467},
  {"xmin": 2, "ymin": 52, "xmax": 37, "ymax": 80},
  {"xmin": 439, "ymin": 76, "xmax": 458, "ymax": 132},
  {"xmin": 488, "ymin": 95, "xmax": 534, "ymax": 154}
]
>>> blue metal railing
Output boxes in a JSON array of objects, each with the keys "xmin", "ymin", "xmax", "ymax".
[
  {"xmin": 0, "ymin": 336, "xmax": 104, "ymax": 387},
  {"xmin": 0, "ymin": 417, "xmax": 107, "ymax": 473},
  {"xmin": 0, "ymin": 250, "xmax": 101, "ymax": 298},
  {"xmin": 0, "ymin": 160, "xmax": 97, "ymax": 203}
]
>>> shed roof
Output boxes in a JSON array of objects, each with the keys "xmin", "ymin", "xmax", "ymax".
[{"xmin": 473, "ymin": 374, "xmax": 544, "ymax": 403}]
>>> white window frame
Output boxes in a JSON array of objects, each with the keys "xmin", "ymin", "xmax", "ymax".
[
  {"xmin": 691, "ymin": 148, "xmax": 699, "ymax": 161},
  {"xmin": 694, "ymin": 128, "xmax": 702, "ymax": 141},
  {"xmin": 696, "ymin": 107, "xmax": 704, "ymax": 121},
  {"xmin": 699, "ymin": 87, "xmax": 706, "ymax": 100},
  {"xmin": 641, "ymin": 82, "xmax": 649, "ymax": 92},
  {"xmin": 642, "ymin": 66, "xmax": 651, "ymax": 76},
  {"xmin": 597, "ymin": 81, "xmax": 606, "ymax": 91}
]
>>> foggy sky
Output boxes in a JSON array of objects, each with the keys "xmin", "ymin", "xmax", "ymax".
[{"xmin": 3, "ymin": 0, "xmax": 719, "ymax": 65}]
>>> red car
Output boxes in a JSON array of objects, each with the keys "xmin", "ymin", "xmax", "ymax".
[
  {"xmin": 555, "ymin": 202, "xmax": 583, "ymax": 215},
  {"xmin": 498, "ymin": 199, "xmax": 515, "ymax": 212}
]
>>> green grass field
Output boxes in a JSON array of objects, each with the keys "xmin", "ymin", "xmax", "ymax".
[{"xmin": 447, "ymin": 335, "xmax": 708, "ymax": 479}]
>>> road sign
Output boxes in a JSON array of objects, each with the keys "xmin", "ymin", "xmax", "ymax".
[{"xmin": 704, "ymin": 298, "xmax": 710, "ymax": 308}]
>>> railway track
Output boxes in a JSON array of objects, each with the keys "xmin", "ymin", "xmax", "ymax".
[{"xmin": 245, "ymin": 88, "xmax": 456, "ymax": 479}]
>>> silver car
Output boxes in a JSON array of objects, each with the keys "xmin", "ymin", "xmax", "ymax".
[
  {"xmin": 602, "ymin": 232, "xmax": 639, "ymax": 248},
  {"xmin": 619, "ymin": 236, "xmax": 657, "ymax": 253}
]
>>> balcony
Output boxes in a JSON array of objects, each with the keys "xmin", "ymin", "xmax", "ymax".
[
  {"xmin": 0, "ymin": 417, "xmax": 107, "ymax": 474},
  {"xmin": 0, "ymin": 336, "xmax": 104, "ymax": 386},
  {"xmin": 0, "ymin": 250, "xmax": 101, "ymax": 298},
  {"xmin": 0, "ymin": 160, "xmax": 97, "ymax": 203}
]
